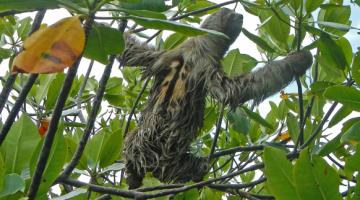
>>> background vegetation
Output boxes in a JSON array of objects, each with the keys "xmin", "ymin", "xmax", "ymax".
[{"xmin": 0, "ymin": 0, "xmax": 359, "ymax": 199}]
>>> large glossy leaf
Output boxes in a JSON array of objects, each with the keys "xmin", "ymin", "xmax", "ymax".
[
  {"xmin": 35, "ymin": 74, "xmax": 56, "ymax": 104},
  {"xmin": 286, "ymin": 113, "xmax": 299, "ymax": 143},
  {"xmin": 294, "ymin": 150, "xmax": 342, "ymax": 200},
  {"xmin": 119, "ymin": 0, "xmax": 169, "ymax": 12},
  {"xmin": 318, "ymin": 4, "xmax": 351, "ymax": 36},
  {"xmin": 30, "ymin": 125, "xmax": 67, "ymax": 198},
  {"xmin": 318, "ymin": 33, "xmax": 348, "ymax": 70},
  {"xmin": 305, "ymin": 0, "xmax": 325, "ymax": 13},
  {"xmin": 328, "ymin": 106, "xmax": 352, "ymax": 128},
  {"xmin": 64, "ymin": 134, "xmax": 88, "ymax": 170},
  {"xmin": 221, "ymin": 49, "xmax": 257, "ymax": 77},
  {"xmin": 99, "ymin": 129, "xmax": 123, "ymax": 168},
  {"xmin": 199, "ymin": 187, "xmax": 223, "ymax": 200},
  {"xmin": 84, "ymin": 23, "xmax": 124, "ymax": 64},
  {"xmin": 316, "ymin": 134, "xmax": 342, "ymax": 156},
  {"xmin": 85, "ymin": 129, "xmax": 110, "ymax": 170},
  {"xmin": 263, "ymin": 146, "xmax": 300, "ymax": 200},
  {"xmin": 163, "ymin": 33, "xmax": 187, "ymax": 50},
  {"xmin": 2, "ymin": 114, "xmax": 41, "ymax": 174},
  {"xmin": 258, "ymin": 9, "xmax": 290, "ymax": 49},
  {"xmin": 341, "ymin": 121, "xmax": 360, "ymax": 144},
  {"xmin": 120, "ymin": 8, "xmax": 166, "ymax": 19},
  {"xmin": 0, "ymin": 0, "xmax": 58, "ymax": 12},
  {"xmin": 344, "ymin": 145, "xmax": 360, "ymax": 178},
  {"xmin": 45, "ymin": 73, "xmax": 66, "ymax": 110},
  {"xmin": 0, "ymin": 174, "xmax": 25, "ymax": 198},
  {"xmin": 129, "ymin": 15, "xmax": 228, "ymax": 38},
  {"xmin": 17, "ymin": 17, "xmax": 32, "ymax": 40},
  {"xmin": 324, "ymin": 86, "xmax": 360, "ymax": 111},
  {"xmin": 0, "ymin": 154, "xmax": 4, "ymax": 190},
  {"xmin": 173, "ymin": 189, "xmax": 199, "ymax": 200},
  {"xmin": 351, "ymin": 51, "xmax": 360, "ymax": 87},
  {"xmin": 227, "ymin": 108, "xmax": 249, "ymax": 135},
  {"xmin": 0, "ymin": 47, "xmax": 12, "ymax": 60},
  {"xmin": 242, "ymin": 106, "xmax": 273, "ymax": 130},
  {"xmin": 241, "ymin": 28, "xmax": 276, "ymax": 53}
]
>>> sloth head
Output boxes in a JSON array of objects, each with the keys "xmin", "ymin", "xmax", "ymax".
[{"xmin": 200, "ymin": 7, "xmax": 243, "ymax": 44}]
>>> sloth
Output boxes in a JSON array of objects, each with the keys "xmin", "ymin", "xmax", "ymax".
[{"xmin": 120, "ymin": 8, "xmax": 313, "ymax": 189}]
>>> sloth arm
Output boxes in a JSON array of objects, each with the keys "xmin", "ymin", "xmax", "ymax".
[
  {"xmin": 206, "ymin": 50, "xmax": 313, "ymax": 107},
  {"xmin": 119, "ymin": 33, "xmax": 164, "ymax": 69}
]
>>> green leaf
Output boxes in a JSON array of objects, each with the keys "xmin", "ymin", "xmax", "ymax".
[
  {"xmin": 310, "ymin": 81, "xmax": 335, "ymax": 94},
  {"xmin": 318, "ymin": 33, "xmax": 348, "ymax": 70},
  {"xmin": 227, "ymin": 108, "xmax": 249, "ymax": 135},
  {"xmin": 316, "ymin": 134, "xmax": 342, "ymax": 156},
  {"xmin": 263, "ymin": 146, "xmax": 300, "ymax": 200},
  {"xmin": 294, "ymin": 150, "xmax": 342, "ymax": 200},
  {"xmin": 242, "ymin": 28, "xmax": 275, "ymax": 53},
  {"xmin": 242, "ymin": 106, "xmax": 273, "ymax": 129},
  {"xmin": 328, "ymin": 106, "xmax": 352, "ymax": 128},
  {"xmin": 341, "ymin": 121, "xmax": 360, "ymax": 144},
  {"xmin": 305, "ymin": 0, "xmax": 325, "ymax": 13},
  {"xmin": 173, "ymin": 188, "xmax": 199, "ymax": 200},
  {"xmin": 324, "ymin": 86, "xmax": 360, "ymax": 111},
  {"xmin": 163, "ymin": 33, "xmax": 187, "ymax": 50},
  {"xmin": 85, "ymin": 129, "xmax": 110, "ymax": 170},
  {"xmin": 120, "ymin": 8, "xmax": 166, "ymax": 19},
  {"xmin": 258, "ymin": 9, "xmax": 290, "ymax": 49},
  {"xmin": 1, "ymin": 114, "xmax": 41, "ymax": 174},
  {"xmin": 0, "ymin": 0, "xmax": 58, "ymax": 12},
  {"xmin": 344, "ymin": 145, "xmax": 360, "ymax": 178},
  {"xmin": 0, "ymin": 154, "xmax": 4, "ymax": 190},
  {"xmin": 0, "ymin": 48, "xmax": 12, "ymax": 59},
  {"xmin": 35, "ymin": 74, "xmax": 56, "ymax": 104},
  {"xmin": 17, "ymin": 17, "xmax": 32, "ymax": 40},
  {"xmin": 352, "ymin": 51, "xmax": 360, "ymax": 87},
  {"xmin": 64, "ymin": 135, "xmax": 88, "ymax": 170},
  {"xmin": 0, "ymin": 174, "xmax": 25, "ymax": 198},
  {"xmin": 199, "ymin": 187, "xmax": 223, "ymax": 200},
  {"xmin": 129, "ymin": 15, "xmax": 228, "ymax": 38},
  {"xmin": 286, "ymin": 113, "xmax": 299, "ymax": 143},
  {"xmin": 315, "ymin": 21, "xmax": 359, "ymax": 32},
  {"xmin": 119, "ymin": 0, "xmax": 169, "ymax": 12},
  {"xmin": 318, "ymin": 5, "xmax": 351, "ymax": 36},
  {"xmin": 30, "ymin": 125, "xmax": 67, "ymax": 198},
  {"xmin": 84, "ymin": 23, "xmax": 125, "ymax": 64},
  {"xmin": 46, "ymin": 73, "xmax": 66, "ymax": 110},
  {"xmin": 99, "ymin": 129, "xmax": 123, "ymax": 168},
  {"xmin": 221, "ymin": 49, "xmax": 258, "ymax": 77}
]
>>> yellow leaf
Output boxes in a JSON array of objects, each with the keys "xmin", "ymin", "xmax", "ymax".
[{"xmin": 12, "ymin": 16, "xmax": 85, "ymax": 74}]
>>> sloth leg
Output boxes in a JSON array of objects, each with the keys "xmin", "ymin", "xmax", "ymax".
[
  {"xmin": 153, "ymin": 153, "xmax": 209, "ymax": 183},
  {"xmin": 125, "ymin": 160, "xmax": 145, "ymax": 189}
]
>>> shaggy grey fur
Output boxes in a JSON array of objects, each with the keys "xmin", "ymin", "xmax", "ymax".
[{"xmin": 120, "ymin": 8, "xmax": 313, "ymax": 189}]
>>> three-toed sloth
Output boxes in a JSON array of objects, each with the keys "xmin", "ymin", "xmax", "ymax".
[{"xmin": 120, "ymin": 8, "xmax": 313, "ymax": 189}]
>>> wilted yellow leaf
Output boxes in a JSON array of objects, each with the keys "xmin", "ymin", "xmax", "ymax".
[{"xmin": 12, "ymin": 16, "xmax": 85, "ymax": 74}]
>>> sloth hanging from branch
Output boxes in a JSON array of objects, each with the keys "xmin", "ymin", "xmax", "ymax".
[{"xmin": 119, "ymin": 8, "xmax": 313, "ymax": 189}]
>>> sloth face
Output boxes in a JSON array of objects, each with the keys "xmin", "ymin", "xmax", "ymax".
[{"xmin": 201, "ymin": 7, "xmax": 243, "ymax": 44}]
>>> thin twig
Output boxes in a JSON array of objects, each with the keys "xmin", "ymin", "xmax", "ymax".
[
  {"xmin": 123, "ymin": 77, "xmax": 150, "ymax": 137},
  {"xmin": 60, "ymin": 19, "xmax": 127, "ymax": 178},
  {"xmin": 211, "ymin": 145, "xmax": 264, "ymax": 158},
  {"xmin": 0, "ymin": 75, "xmax": 38, "ymax": 145},
  {"xmin": 76, "ymin": 60, "xmax": 95, "ymax": 123},
  {"xmin": 209, "ymin": 103, "xmax": 226, "ymax": 159},
  {"xmin": 300, "ymin": 102, "xmax": 338, "ymax": 149},
  {"xmin": 27, "ymin": 15, "xmax": 95, "ymax": 200},
  {"xmin": 60, "ymin": 56, "xmax": 116, "ymax": 178}
]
